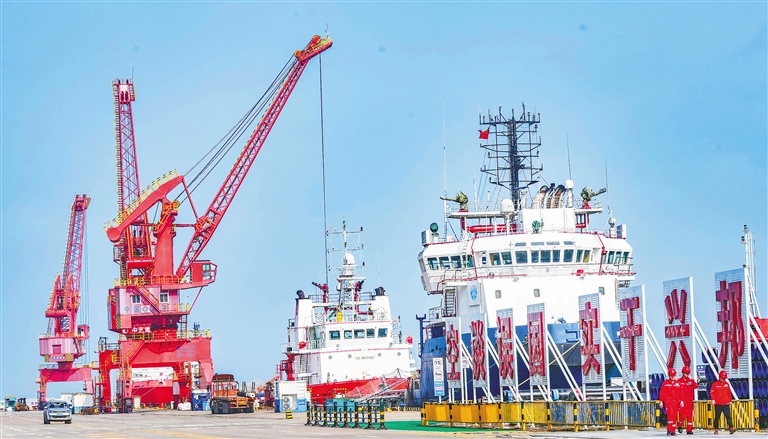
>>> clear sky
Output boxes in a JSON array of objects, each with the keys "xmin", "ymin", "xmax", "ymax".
[{"xmin": 2, "ymin": 2, "xmax": 766, "ymax": 401}]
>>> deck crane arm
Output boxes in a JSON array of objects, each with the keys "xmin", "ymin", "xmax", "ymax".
[{"xmin": 175, "ymin": 34, "xmax": 332, "ymax": 278}]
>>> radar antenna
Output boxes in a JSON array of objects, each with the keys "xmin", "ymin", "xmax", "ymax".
[{"xmin": 478, "ymin": 104, "xmax": 542, "ymax": 210}]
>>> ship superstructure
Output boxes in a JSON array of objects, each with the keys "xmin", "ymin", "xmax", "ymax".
[
  {"xmin": 279, "ymin": 223, "xmax": 414, "ymax": 405},
  {"xmin": 417, "ymin": 106, "xmax": 635, "ymax": 401}
]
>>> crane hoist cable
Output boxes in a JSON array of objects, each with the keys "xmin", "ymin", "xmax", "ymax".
[{"xmin": 176, "ymin": 57, "xmax": 295, "ymax": 206}]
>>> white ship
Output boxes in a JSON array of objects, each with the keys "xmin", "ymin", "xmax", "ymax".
[
  {"xmin": 278, "ymin": 222, "xmax": 414, "ymax": 405},
  {"xmin": 416, "ymin": 105, "xmax": 635, "ymax": 401}
]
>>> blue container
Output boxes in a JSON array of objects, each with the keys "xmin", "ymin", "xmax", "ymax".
[{"xmin": 191, "ymin": 390, "xmax": 210, "ymax": 411}]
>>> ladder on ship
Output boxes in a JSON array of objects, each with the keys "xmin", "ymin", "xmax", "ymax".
[
  {"xmin": 443, "ymin": 288, "xmax": 456, "ymax": 318},
  {"xmin": 298, "ymin": 354, "xmax": 308, "ymax": 375}
]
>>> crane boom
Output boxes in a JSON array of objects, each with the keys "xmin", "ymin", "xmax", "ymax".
[
  {"xmin": 114, "ymin": 80, "xmax": 141, "ymax": 212},
  {"xmin": 113, "ymin": 79, "xmax": 153, "ymax": 280},
  {"xmin": 175, "ymin": 34, "xmax": 332, "ymax": 278},
  {"xmin": 43, "ymin": 194, "xmax": 90, "ymax": 351}
]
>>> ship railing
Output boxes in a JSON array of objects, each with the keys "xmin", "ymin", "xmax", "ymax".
[
  {"xmin": 307, "ymin": 339, "xmax": 325, "ymax": 349},
  {"xmin": 307, "ymin": 291, "xmax": 377, "ymax": 304},
  {"xmin": 436, "ymin": 263, "xmax": 634, "ymax": 283}
]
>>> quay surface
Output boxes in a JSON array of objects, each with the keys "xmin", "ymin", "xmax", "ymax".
[{"xmin": 0, "ymin": 409, "xmax": 763, "ymax": 438}]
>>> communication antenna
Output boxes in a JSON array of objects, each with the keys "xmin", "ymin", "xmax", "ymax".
[
  {"xmin": 442, "ymin": 101, "xmax": 448, "ymax": 239},
  {"xmin": 566, "ymin": 131, "xmax": 572, "ymax": 180},
  {"xmin": 742, "ymin": 225, "xmax": 761, "ymax": 317}
]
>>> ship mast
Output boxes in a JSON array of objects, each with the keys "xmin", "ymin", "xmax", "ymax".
[
  {"xmin": 742, "ymin": 225, "xmax": 761, "ymax": 317},
  {"xmin": 479, "ymin": 105, "xmax": 543, "ymax": 210}
]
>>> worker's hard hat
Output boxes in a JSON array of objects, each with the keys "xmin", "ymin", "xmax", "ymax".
[
  {"xmin": 719, "ymin": 370, "xmax": 728, "ymax": 380},
  {"xmin": 682, "ymin": 366, "xmax": 691, "ymax": 374},
  {"xmin": 668, "ymin": 368, "xmax": 677, "ymax": 378}
]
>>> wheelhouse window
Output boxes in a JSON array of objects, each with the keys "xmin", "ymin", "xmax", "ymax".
[
  {"xmin": 552, "ymin": 250, "xmax": 561, "ymax": 263},
  {"xmin": 515, "ymin": 251, "xmax": 528, "ymax": 264},
  {"xmin": 159, "ymin": 293, "xmax": 169, "ymax": 303},
  {"xmin": 366, "ymin": 328, "xmax": 375, "ymax": 338},
  {"xmin": 531, "ymin": 250, "xmax": 540, "ymax": 263},
  {"xmin": 354, "ymin": 329, "xmax": 365, "ymax": 339},
  {"xmin": 344, "ymin": 330, "xmax": 353, "ymax": 339},
  {"xmin": 131, "ymin": 294, "xmax": 141, "ymax": 304},
  {"xmin": 540, "ymin": 250, "xmax": 551, "ymax": 263},
  {"xmin": 462, "ymin": 255, "xmax": 475, "ymax": 268},
  {"xmin": 450, "ymin": 255, "xmax": 462, "ymax": 269},
  {"xmin": 501, "ymin": 251, "xmax": 512, "ymax": 265},
  {"xmin": 607, "ymin": 251, "xmax": 615, "ymax": 264},
  {"xmin": 490, "ymin": 253, "xmax": 501, "ymax": 266},
  {"xmin": 439, "ymin": 257, "xmax": 451, "ymax": 269},
  {"xmin": 378, "ymin": 328, "xmax": 388, "ymax": 338},
  {"xmin": 427, "ymin": 257, "xmax": 439, "ymax": 270},
  {"xmin": 583, "ymin": 250, "xmax": 591, "ymax": 263},
  {"xmin": 564, "ymin": 249, "xmax": 574, "ymax": 263},
  {"xmin": 576, "ymin": 250, "xmax": 583, "ymax": 263},
  {"xmin": 330, "ymin": 330, "xmax": 341, "ymax": 340}
]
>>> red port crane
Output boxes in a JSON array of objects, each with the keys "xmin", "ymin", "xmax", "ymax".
[
  {"xmin": 97, "ymin": 35, "xmax": 332, "ymax": 412},
  {"xmin": 38, "ymin": 194, "xmax": 93, "ymax": 404}
]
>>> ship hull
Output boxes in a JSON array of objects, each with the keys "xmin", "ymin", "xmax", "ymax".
[{"xmin": 308, "ymin": 377, "xmax": 409, "ymax": 404}]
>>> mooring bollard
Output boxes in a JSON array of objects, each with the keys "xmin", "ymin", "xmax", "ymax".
[
  {"xmin": 285, "ymin": 409, "xmax": 293, "ymax": 420},
  {"xmin": 341, "ymin": 401, "xmax": 348, "ymax": 428},
  {"xmin": 353, "ymin": 405, "xmax": 361, "ymax": 428},
  {"xmin": 305, "ymin": 404, "xmax": 312, "ymax": 426}
]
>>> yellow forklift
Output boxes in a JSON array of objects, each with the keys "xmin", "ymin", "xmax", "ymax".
[{"xmin": 15, "ymin": 397, "xmax": 30, "ymax": 411}]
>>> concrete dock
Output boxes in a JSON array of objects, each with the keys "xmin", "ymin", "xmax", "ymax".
[{"xmin": 0, "ymin": 409, "xmax": 764, "ymax": 438}]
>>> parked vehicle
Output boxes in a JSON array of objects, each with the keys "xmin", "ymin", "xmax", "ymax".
[
  {"xmin": 43, "ymin": 400, "xmax": 72, "ymax": 424},
  {"xmin": 14, "ymin": 397, "xmax": 30, "ymax": 411},
  {"xmin": 209, "ymin": 374, "xmax": 254, "ymax": 414}
]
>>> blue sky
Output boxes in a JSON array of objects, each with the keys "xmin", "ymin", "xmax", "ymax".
[{"xmin": 2, "ymin": 2, "xmax": 766, "ymax": 400}]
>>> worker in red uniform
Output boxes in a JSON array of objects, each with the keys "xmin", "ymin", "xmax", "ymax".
[
  {"xmin": 659, "ymin": 368, "xmax": 683, "ymax": 436},
  {"xmin": 710, "ymin": 370, "xmax": 735, "ymax": 435},
  {"xmin": 677, "ymin": 365, "xmax": 698, "ymax": 434}
]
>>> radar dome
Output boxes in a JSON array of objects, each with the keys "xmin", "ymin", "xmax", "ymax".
[
  {"xmin": 500, "ymin": 198, "xmax": 515, "ymax": 214},
  {"xmin": 565, "ymin": 179, "xmax": 574, "ymax": 190},
  {"xmin": 343, "ymin": 253, "xmax": 355, "ymax": 266}
]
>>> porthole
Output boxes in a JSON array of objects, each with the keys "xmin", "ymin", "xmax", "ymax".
[
  {"xmin": 348, "ymin": 354, "xmax": 352, "ymax": 358},
  {"xmin": 378, "ymin": 353, "xmax": 382, "ymax": 357},
  {"xmin": 328, "ymin": 355, "xmax": 333, "ymax": 359}
]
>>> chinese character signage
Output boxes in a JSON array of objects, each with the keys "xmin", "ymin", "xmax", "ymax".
[
  {"xmin": 527, "ymin": 303, "xmax": 548, "ymax": 387},
  {"xmin": 433, "ymin": 357, "xmax": 445, "ymax": 397},
  {"xmin": 715, "ymin": 269, "xmax": 749, "ymax": 378},
  {"xmin": 619, "ymin": 286, "xmax": 647, "ymax": 381},
  {"xmin": 445, "ymin": 317, "xmax": 463, "ymax": 389},
  {"xmin": 663, "ymin": 278, "xmax": 695, "ymax": 373},
  {"xmin": 579, "ymin": 293, "xmax": 604, "ymax": 384},
  {"xmin": 496, "ymin": 308, "xmax": 516, "ymax": 388},
  {"xmin": 470, "ymin": 315, "xmax": 489, "ymax": 388}
]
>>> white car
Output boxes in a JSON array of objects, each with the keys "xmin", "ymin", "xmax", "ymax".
[{"xmin": 43, "ymin": 400, "xmax": 72, "ymax": 424}]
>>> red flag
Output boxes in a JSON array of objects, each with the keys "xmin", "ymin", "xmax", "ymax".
[{"xmin": 479, "ymin": 128, "xmax": 489, "ymax": 139}]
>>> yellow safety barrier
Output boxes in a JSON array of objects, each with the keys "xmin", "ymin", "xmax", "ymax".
[
  {"xmin": 500, "ymin": 401, "xmax": 523, "ymax": 425},
  {"xmin": 421, "ymin": 399, "xmax": 758, "ymax": 432},
  {"xmin": 477, "ymin": 402, "xmax": 501, "ymax": 427}
]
